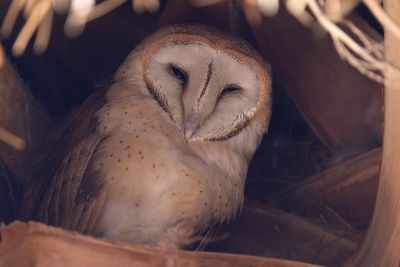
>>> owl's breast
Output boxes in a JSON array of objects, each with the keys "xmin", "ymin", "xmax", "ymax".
[{"xmin": 93, "ymin": 93, "xmax": 237, "ymax": 246}]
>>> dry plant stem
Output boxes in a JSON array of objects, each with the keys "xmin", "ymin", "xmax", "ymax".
[
  {"xmin": 325, "ymin": 0, "xmax": 361, "ymax": 20},
  {"xmin": 306, "ymin": 0, "xmax": 386, "ymax": 71},
  {"xmin": 24, "ymin": 0, "xmax": 38, "ymax": 17},
  {"xmin": 0, "ymin": 45, "xmax": 5, "ymax": 69},
  {"xmin": 0, "ymin": 222, "xmax": 320, "ymax": 267},
  {"xmin": 332, "ymin": 38, "xmax": 384, "ymax": 82},
  {"xmin": 33, "ymin": 6, "xmax": 52, "ymax": 54},
  {"xmin": 341, "ymin": 20, "xmax": 384, "ymax": 60},
  {"xmin": 1, "ymin": 0, "xmax": 26, "ymax": 37},
  {"xmin": 351, "ymin": 0, "xmax": 400, "ymax": 266},
  {"xmin": 0, "ymin": 126, "xmax": 26, "ymax": 151},
  {"xmin": 246, "ymin": 0, "xmax": 400, "ymax": 83},
  {"xmin": 363, "ymin": 0, "xmax": 400, "ymax": 40},
  {"xmin": 12, "ymin": 0, "xmax": 52, "ymax": 56}
]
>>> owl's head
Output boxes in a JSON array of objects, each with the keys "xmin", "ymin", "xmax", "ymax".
[{"xmin": 116, "ymin": 24, "xmax": 272, "ymax": 143}]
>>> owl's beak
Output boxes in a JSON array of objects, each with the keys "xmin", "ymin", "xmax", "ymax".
[{"xmin": 183, "ymin": 121, "xmax": 199, "ymax": 141}]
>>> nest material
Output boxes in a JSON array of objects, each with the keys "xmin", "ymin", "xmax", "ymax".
[{"xmin": 1, "ymin": 0, "xmax": 399, "ymax": 84}]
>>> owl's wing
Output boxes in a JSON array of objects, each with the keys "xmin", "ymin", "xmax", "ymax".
[{"xmin": 21, "ymin": 89, "xmax": 109, "ymax": 234}]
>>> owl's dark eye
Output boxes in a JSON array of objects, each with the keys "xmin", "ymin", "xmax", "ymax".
[
  {"xmin": 221, "ymin": 85, "xmax": 241, "ymax": 96},
  {"xmin": 169, "ymin": 64, "xmax": 188, "ymax": 84}
]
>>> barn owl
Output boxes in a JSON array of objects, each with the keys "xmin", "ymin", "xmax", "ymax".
[{"xmin": 21, "ymin": 24, "xmax": 272, "ymax": 248}]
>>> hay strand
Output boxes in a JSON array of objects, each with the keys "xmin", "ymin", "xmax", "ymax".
[{"xmin": 0, "ymin": 126, "xmax": 26, "ymax": 151}]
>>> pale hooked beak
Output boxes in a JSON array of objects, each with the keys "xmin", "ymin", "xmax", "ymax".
[{"xmin": 183, "ymin": 121, "xmax": 199, "ymax": 141}]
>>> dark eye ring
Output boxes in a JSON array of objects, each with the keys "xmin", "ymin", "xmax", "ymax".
[
  {"xmin": 169, "ymin": 64, "xmax": 187, "ymax": 84},
  {"xmin": 221, "ymin": 85, "xmax": 241, "ymax": 96}
]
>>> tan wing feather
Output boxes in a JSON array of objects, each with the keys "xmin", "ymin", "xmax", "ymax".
[{"xmin": 20, "ymin": 89, "xmax": 109, "ymax": 235}]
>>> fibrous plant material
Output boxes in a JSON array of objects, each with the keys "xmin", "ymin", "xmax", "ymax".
[
  {"xmin": 0, "ymin": 221, "xmax": 320, "ymax": 267},
  {"xmin": 0, "ymin": 44, "xmax": 26, "ymax": 153},
  {"xmin": 0, "ymin": 0, "xmax": 160, "ymax": 57},
  {"xmin": 246, "ymin": 0, "xmax": 399, "ymax": 84},
  {"xmin": 0, "ymin": 126, "xmax": 25, "ymax": 151},
  {"xmin": 249, "ymin": 10, "xmax": 382, "ymax": 156},
  {"xmin": 1, "ymin": 0, "xmax": 399, "ymax": 84},
  {"xmin": 209, "ymin": 202, "xmax": 358, "ymax": 266},
  {"xmin": 1, "ymin": 0, "xmax": 53, "ymax": 55},
  {"xmin": 0, "ymin": 42, "xmax": 52, "ymax": 179},
  {"xmin": 290, "ymin": 148, "xmax": 381, "ymax": 228},
  {"xmin": 350, "ymin": 0, "xmax": 400, "ymax": 265}
]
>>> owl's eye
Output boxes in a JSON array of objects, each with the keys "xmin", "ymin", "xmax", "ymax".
[
  {"xmin": 169, "ymin": 64, "xmax": 188, "ymax": 84},
  {"xmin": 221, "ymin": 85, "xmax": 241, "ymax": 96}
]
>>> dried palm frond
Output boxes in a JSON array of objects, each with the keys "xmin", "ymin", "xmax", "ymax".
[
  {"xmin": 289, "ymin": 0, "xmax": 400, "ymax": 84},
  {"xmin": 1, "ymin": 0, "xmax": 53, "ymax": 55},
  {"xmin": 244, "ymin": 0, "xmax": 400, "ymax": 84},
  {"xmin": 0, "ymin": 126, "xmax": 25, "ymax": 150},
  {"xmin": 0, "ymin": 0, "xmax": 161, "ymax": 58},
  {"xmin": 192, "ymin": 0, "xmax": 400, "ymax": 83},
  {"xmin": 1, "ymin": 0, "xmax": 400, "ymax": 85}
]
